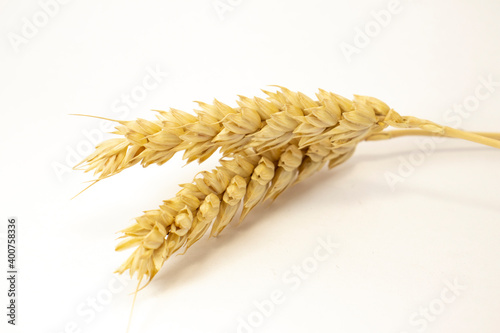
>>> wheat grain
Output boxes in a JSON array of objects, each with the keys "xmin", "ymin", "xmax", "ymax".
[
  {"xmin": 240, "ymin": 156, "xmax": 275, "ymax": 221},
  {"xmin": 264, "ymin": 144, "xmax": 303, "ymax": 201}
]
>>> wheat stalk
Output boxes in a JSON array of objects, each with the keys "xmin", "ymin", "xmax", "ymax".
[{"xmin": 74, "ymin": 87, "xmax": 500, "ymax": 286}]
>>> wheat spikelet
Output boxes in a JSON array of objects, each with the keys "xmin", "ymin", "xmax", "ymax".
[
  {"xmin": 264, "ymin": 144, "xmax": 303, "ymax": 201},
  {"xmin": 240, "ymin": 156, "xmax": 275, "ymax": 221},
  {"xmin": 75, "ymin": 86, "xmax": 500, "ymax": 286}
]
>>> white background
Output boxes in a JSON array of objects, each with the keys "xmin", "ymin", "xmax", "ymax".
[{"xmin": 1, "ymin": 0, "xmax": 500, "ymax": 332}]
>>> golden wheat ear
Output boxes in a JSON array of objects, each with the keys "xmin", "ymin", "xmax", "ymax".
[
  {"xmin": 71, "ymin": 87, "xmax": 375, "ymax": 183},
  {"xmin": 74, "ymin": 87, "xmax": 500, "ymax": 287},
  {"xmin": 74, "ymin": 88, "xmax": 500, "ymax": 189}
]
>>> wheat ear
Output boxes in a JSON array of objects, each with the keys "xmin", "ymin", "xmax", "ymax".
[
  {"xmin": 73, "ymin": 88, "xmax": 391, "ymax": 180},
  {"xmin": 113, "ymin": 143, "xmax": 342, "ymax": 282},
  {"xmin": 75, "ymin": 87, "xmax": 500, "ymax": 185},
  {"xmin": 75, "ymin": 87, "xmax": 500, "ymax": 285}
]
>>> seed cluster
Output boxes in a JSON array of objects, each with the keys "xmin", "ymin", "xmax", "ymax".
[{"xmin": 75, "ymin": 86, "xmax": 500, "ymax": 283}]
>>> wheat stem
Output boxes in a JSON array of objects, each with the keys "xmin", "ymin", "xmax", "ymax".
[
  {"xmin": 365, "ymin": 129, "xmax": 500, "ymax": 143},
  {"xmin": 443, "ymin": 127, "xmax": 500, "ymax": 149}
]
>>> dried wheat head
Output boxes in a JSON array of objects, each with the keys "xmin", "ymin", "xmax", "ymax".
[{"xmin": 74, "ymin": 86, "xmax": 500, "ymax": 285}]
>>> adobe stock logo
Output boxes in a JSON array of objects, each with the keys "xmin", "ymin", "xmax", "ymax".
[
  {"xmin": 398, "ymin": 277, "xmax": 466, "ymax": 333},
  {"xmin": 51, "ymin": 65, "xmax": 168, "ymax": 182},
  {"xmin": 55, "ymin": 274, "xmax": 130, "ymax": 333},
  {"xmin": 384, "ymin": 75, "xmax": 500, "ymax": 190},
  {"xmin": 212, "ymin": 0, "xmax": 243, "ymax": 21},
  {"xmin": 7, "ymin": 0, "xmax": 74, "ymax": 53},
  {"xmin": 339, "ymin": 0, "xmax": 403, "ymax": 63},
  {"xmin": 235, "ymin": 236, "xmax": 339, "ymax": 333}
]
